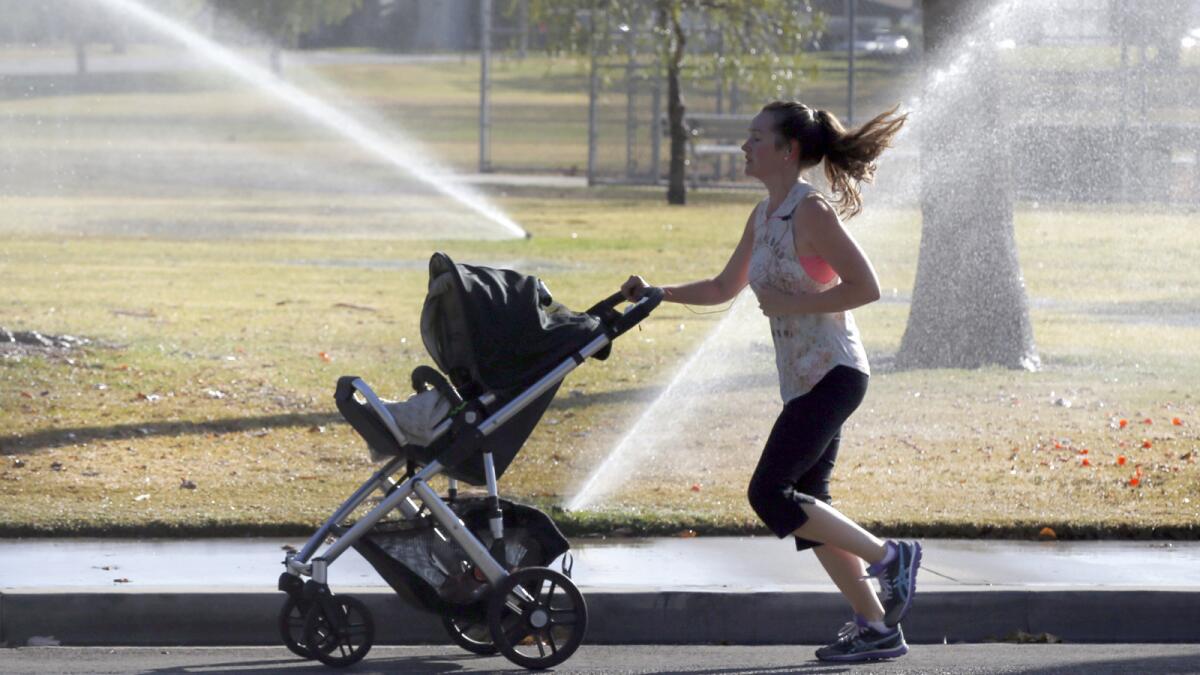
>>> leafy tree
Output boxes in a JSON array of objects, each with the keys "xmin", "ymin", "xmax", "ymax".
[
  {"xmin": 896, "ymin": 0, "xmax": 1038, "ymax": 370},
  {"xmin": 208, "ymin": 0, "xmax": 362, "ymax": 73},
  {"xmin": 525, "ymin": 0, "xmax": 821, "ymax": 205}
]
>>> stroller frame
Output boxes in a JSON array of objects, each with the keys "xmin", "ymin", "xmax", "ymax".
[{"xmin": 278, "ymin": 288, "xmax": 662, "ymax": 669}]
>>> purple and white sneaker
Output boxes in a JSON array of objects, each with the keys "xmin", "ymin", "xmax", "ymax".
[
  {"xmin": 814, "ymin": 615, "xmax": 908, "ymax": 662},
  {"xmin": 868, "ymin": 539, "xmax": 923, "ymax": 627}
]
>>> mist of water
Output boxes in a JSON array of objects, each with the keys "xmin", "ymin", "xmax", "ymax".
[
  {"xmin": 95, "ymin": 0, "xmax": 527, "ymax": 239},
  {"xmin": 567, "ymin": 293, "xmax": 776, "ymax": 511},
  {"xmin": 565, "ymin": 0, "xmax": 1200, "ymax": 511}
]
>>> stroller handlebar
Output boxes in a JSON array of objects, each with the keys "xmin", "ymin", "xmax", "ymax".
[{"xmin": 588, "ymin": 286, "xmax": 664, "ymax": 338}]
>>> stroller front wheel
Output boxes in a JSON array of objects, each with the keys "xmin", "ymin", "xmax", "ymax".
[
  {"xmin": 277, "ymin": 595, "xmax": 314, "ymax": 659},
  {"xmin": 303, "ymin": 594, "xmax": 375, "ymax": 667},
  {"xmin": 487, "ymin": 567, "xmax": 587, "ymax": 670}
]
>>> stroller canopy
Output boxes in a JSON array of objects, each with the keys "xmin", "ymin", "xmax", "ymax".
[{"xmin": 420, "ymin": 253, "xmax": 606, "ymax": 393}]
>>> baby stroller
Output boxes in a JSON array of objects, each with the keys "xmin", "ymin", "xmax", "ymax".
[{"xmin": 277, "ymin": 252, "xmax": 662, "ymax": 669}]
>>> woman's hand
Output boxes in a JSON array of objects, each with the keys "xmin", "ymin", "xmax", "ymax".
[
  {"xmin": 754, "ymin": 285, "xmax": 794, "ymax": 317},
  {"xmin": 621, "ymin": 275, "xmax": 652, "ymax": 301}
]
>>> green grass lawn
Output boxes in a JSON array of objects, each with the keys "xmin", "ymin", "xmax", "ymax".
[
  {"xmin": 1, "ymin": 48, "xmax": 1197, "ymax": 539},
  {"xmin": 2, "ymin": 188, "xmax": 1197, "ymax": 538}
]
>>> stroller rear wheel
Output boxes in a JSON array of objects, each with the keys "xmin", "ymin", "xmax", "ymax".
[
  {"xmin": 442, "ymin": 611, "xmax": 499, "ymax": 655},
  {"xmin": 487, "ymin": 567, "xmax": 587, "ymax": 670},
  {"xmin": 302, "ymin": 594, "xmax": 375, "ymax": 667},
  {"xmin": 277, "ymin": 595, "xmax": 314, "ymax": 659}
]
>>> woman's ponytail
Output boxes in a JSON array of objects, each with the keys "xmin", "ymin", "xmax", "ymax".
[
  {"xmin": 820, "ymin": 106, "xmax": 907, "ymax": 219},
  {"xmin": 764, "ymin": 101, "xmax": 907, "ymax": 219}
]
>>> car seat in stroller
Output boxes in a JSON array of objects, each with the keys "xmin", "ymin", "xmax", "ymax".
[{"xmin": 277, "ymin": 252, "xmax": 662, "ymax": 669}]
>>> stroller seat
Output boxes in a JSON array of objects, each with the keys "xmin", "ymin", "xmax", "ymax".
[
  {"xmin": 334, "ymin": 252, "xmax": 614, "ymax": 486},
  {"xmin": 334, "ymin": 370, "xmax": 452, "ymax": 468}
]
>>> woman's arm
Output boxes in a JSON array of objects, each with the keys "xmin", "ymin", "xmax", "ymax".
[
  {"xmin": 622, "ymin": 208, "xmax": 757, "ymax": 305},
  {"xmin": 754, "ymin": 196, "xmax": 881, "ymax": 316}
]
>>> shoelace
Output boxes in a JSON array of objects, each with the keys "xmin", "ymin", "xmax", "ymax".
[
  {"xmin": 836, "ymin": 620, "xmax": 864, "ymax": 644},
  {"xmin": 861, "ymin": 567, "xmax": 895, "ymax": 603}
]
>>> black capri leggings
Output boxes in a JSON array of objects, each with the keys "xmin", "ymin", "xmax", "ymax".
[{"xmin": 747, "ymin": 365, "xmax": 869, "ymax": 551}]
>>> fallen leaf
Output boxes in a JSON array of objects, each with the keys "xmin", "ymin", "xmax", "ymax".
[
  {"xmin": 1117, "ymin": 455, "xmax": 1127, "ymax": 466},
  {"xmin": 1142, "ymin": 440, "xmax": 1153, "ymax": 449},
  {"xmin": 1172, "ymin": 417, "xmax": 1183, "ymax": 426}
]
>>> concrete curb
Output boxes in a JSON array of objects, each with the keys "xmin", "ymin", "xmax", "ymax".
[{"xmin": 4, "ymin": 588, "xmax": 1199, "ymax": 647}]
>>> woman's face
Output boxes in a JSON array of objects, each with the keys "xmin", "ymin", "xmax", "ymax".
[{"xmin": 742, "ymin": 111, "xmax": 794, "ymax": 179}]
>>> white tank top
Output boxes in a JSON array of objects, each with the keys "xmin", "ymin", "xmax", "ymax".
[{"xmin": 748, "ymin": 181, "xmax": 871, "ymax": 402}]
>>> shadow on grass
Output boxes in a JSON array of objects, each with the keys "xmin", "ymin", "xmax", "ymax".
[
  {"xmin": 0, "ymin": 384, "xmax": 679, "ymax": 454},
  {"xmin": 0, "ymin": 412, "xmax": 342, "ymax": 454},
  {"xmin": 0, "ymin": 71, "xmax": 221, "ymax": 102}
]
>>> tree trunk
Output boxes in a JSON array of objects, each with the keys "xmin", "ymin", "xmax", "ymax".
[
  {"xmin": 269, "ymin": 43, "xmax": 282, "ymax": 75},
  {"xmin": 662, "ymin": 1, "xmax": 687, "ymax": 205},
  {"xmin": 73, "ymin": 39, "xmax": 88, "ymax": 75},
  {"xmin": 895, "ymin": 0, "xmax": 1039, "ymax": 370}
]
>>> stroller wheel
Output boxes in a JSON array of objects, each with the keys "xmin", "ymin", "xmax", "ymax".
[
  {"xmin": 442, "ymin": 611, "xmax": 498, "ymax": 655},
  {"xmin": 487, "ymin": 567, "xmax": 587, "ymax": 670},
  {"xmin": 277, "ymin": 595, "xmax": 314, "ymax": 659},
  {"xmin": 303, "ymin": 594, "xmax": 375, "ymax": 668}
]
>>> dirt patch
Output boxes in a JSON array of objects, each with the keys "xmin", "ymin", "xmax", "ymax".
[{"xmin": 1, "ymin": 327, "xmax": 90, "ymax": 355}]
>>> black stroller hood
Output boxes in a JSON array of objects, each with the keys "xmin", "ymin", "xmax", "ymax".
[{"xmin": 420, "ymin": 252, "xmax": 608, "ymax": 393}]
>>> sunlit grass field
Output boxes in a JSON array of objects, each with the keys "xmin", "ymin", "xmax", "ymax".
[{"xmin": 1, "ymin": 48, "xmax": 1197, "ymax": 538}]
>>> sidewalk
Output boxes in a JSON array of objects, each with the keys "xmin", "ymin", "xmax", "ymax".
[{"xmin": 2, "ymin": 538, "xmax": 1199, "ymax": 646}]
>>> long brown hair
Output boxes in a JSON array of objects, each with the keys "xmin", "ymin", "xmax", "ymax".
[{"xmin": 762, "ymin": 101, "xmax": 907, "ymax": 219}]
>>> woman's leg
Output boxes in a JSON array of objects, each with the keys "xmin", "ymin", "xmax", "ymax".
[
  {"xmin": 793, "ymin": 499, "xmax": 887, "ymax": 564},
  {"xmin": 746, "ymin": 367, "xmax": 869, "ymax": 545},
  {"xmin": 813, "ymin": 544, "xmax": 885, "ymax": 622}
]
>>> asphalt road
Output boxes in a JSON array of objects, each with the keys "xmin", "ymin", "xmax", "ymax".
[{"xmin": 2, "ymin": 644, "xmax": 1200, "ymax": 674}]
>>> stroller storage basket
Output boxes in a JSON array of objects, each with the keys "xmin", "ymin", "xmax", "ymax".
[{"xmin": 353, "ymin": 496, "xmax": 569, "ymax": 614}]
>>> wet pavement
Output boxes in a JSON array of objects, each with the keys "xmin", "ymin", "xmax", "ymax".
[{"xmin": 3, "ymin": 537, "xmax": 1199, "ymax": 591}]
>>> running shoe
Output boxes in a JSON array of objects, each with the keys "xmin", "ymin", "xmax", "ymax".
[
  {"xmin": 814, "ymin": 615, "xmax": 908, "ymax": 662},
  {"xmin": 867, "ymin": 539, "xmax": 922, "ymax": 627}
]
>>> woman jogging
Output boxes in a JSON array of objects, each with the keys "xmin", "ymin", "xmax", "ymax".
[{"xmin": 621, "ymin": 101, "xmax": 920, "ymax": 662}]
